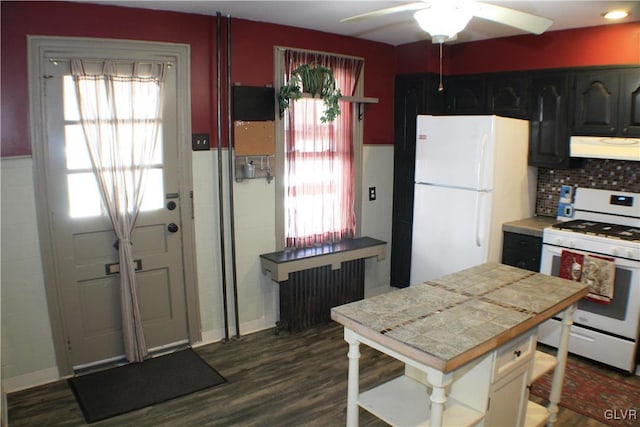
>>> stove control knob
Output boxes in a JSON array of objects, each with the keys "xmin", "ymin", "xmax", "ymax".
[
  {"xmin": 611, "ymin": 248, "xmax": 619, "ymax": 257},
  {"xmin": 568, "ymin": 240, "xmax": 575, "ymax": 248},
  {"xmin": 628, "ymin": 250, "xmax": 635, "ymax": 259},
  {"xmin": 554, "ymin": 238, "xmax": 563, "ymax": 245}
]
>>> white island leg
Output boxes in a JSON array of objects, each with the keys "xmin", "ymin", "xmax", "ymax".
[
  {"xmin": 428, "ymin": 370, "xmax": 453, "ymax": 427},
  {"xmin": 548, "ymin": 303, "xmax": 577, "ymax": 426},
  {"xmin": 344, "ymin": 329, "xmax": 360, "ymax": 427}
]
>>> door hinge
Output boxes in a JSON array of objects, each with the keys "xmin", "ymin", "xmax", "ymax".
[
  {"xmin": 42, "ymin": 75, "xmax": 53, "ymax": 97},
  {"xmin": 66, "ymin": 337, "xmax": 72, "ymax": 352}
]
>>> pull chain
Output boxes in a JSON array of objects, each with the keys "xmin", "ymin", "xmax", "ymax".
[{"xmin": 438, "ymin": 42, "xmax": 444, "ymax": 92}]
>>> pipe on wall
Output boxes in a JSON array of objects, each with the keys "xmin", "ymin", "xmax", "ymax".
[
  {"xmin": 226, "ymin": 14, "xmax": 241, "ymax": 338},
  {"xmin": 215, "ymin": 11, "xmax": 230, "ymax": 342}
]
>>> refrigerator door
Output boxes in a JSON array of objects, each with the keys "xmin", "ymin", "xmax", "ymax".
[
  {"xmin": 415, "ymin": 115, "xmax": 495, "ymax": 191},
  {"xmin": 410, "ymin": 184, "xmax": 492, "ymax": 285}
]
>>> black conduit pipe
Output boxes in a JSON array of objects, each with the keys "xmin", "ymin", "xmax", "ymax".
[
  {"xmin": 226, "ymin": 14, "xmax": 241, "ymax": 338},
  {"xmin": 215, "ymin": 11, "xmax": 230, "ymax": 342}
]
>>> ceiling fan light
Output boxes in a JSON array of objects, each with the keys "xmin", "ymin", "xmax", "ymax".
[
  {"xmin": 414, "ymin": 4, "xmax": 472, "ymax": 41},
  {"xmin": 602, "ymin": 10, "xmax": 630, "ymax": 20}
]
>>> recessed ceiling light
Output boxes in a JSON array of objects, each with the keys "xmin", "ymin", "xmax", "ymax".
[{"xmin": 602, "ymin": 10, "xmax": 630, "ymax": 20}]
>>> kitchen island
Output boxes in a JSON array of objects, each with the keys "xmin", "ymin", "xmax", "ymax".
[{"xmin": 331, "ymin": 263, "xmax": 589, "ymax": 427}]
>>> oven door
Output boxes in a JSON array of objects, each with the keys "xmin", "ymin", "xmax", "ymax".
[{"xmin": 540, "ymin": 243, "xmax": 640, "ymax": 340}]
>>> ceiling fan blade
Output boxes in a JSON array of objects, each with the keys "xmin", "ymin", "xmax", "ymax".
[
  {"xmin": 341, "ymin": 2, "xmax": 427, "ymax": 23},
  {"xmin": 472, "ymin": 1, "xmax": 553, "ymax": 34}
]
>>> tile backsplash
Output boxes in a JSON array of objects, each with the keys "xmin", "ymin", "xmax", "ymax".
[{"xmin": 536, "ymin": 159, "xmax": 640, "ymax": 217}]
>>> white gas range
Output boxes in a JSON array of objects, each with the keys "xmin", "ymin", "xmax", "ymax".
[{"xmin": 538, "ymin": 188, "xmax": 640, "ymax": 373}]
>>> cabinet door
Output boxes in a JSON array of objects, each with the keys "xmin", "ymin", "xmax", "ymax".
[
  {"xmin": 528, "ymin": 73, "xmax": 571, "ymax": 169},
  {"xmin": 445, "ymin": 75, "xmax": 486, "ymax": 115},
  {"xmin": 501, "ymin": 232, "xmax": 542, "ymax": 272},
  {"xmin": 486, "ymin": 73, "xmax": 529, "ymax": 119},
  {"xmin": 390, "ymin": 75, "xmax": 428, "ymax": 288},
  {"xmin": 619, "ymin": 68, "xmax": 640, "ymax": 137},
  {"xmin": 485, "ymin": 363, "xmax": 531, "ymax": 427},
  {"xmin": 573, "ymin": 70, "xmax": 620, "ymax": 136}
]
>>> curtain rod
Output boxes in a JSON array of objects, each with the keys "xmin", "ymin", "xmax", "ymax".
[
  {"xmin": 275, "ymin": 46, "xmax": 364, "ymax": 62},
  {"xmin": 48, "ymin": 58, "xmax": 174, "ymax": 67}
]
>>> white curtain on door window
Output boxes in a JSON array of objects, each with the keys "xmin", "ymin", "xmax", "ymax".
[{"xmin": 71, "ymin": 59, "xmax": 165, "ymax": 363}]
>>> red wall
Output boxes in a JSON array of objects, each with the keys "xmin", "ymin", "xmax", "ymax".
[
  {"xmin": 2, "ymin": 2, "xmax": 638, "ymax": 158},
  {"xmin": 0, "ymin": 1, "xmax": 396, "ymax": 157},
  {"xmin": 397, "ymin": 22, "xmax": 640, "ymax": 75}
]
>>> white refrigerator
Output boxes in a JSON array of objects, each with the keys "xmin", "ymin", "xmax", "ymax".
[{"xmin": 409, "ymin": 115, "xmax": 536, "ymax": 285}]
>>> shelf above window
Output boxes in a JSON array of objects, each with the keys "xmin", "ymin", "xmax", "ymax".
[{"xmin": 296, "ymin": 93, "xmax": 378, "ymax": 120}]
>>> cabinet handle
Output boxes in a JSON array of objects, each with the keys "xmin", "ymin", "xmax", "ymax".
[{"xmin": 514, "ymin": 350, "xmax": 522, "ymax": 357}]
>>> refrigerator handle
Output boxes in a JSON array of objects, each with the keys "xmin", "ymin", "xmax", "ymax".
[
  {"xmin": 475, "ymin": 134, "xmax": 488, "ymax": 247},
  {"xmin": 475, "ymin": 192, "xmax": 482, "ymax": 247},
  {"xmin": 477, "ymin": 134, "xmax": 489, "ymax": 189}
]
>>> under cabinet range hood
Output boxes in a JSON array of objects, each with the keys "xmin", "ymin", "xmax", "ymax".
[{"xmin": 570, "ymin": 136, "xmax": 640, "ymax": 161}]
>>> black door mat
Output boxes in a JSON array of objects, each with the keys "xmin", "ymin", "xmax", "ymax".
[{"xmin": 68, "ymin": 348, "xmax": 226, "ymax": 423}]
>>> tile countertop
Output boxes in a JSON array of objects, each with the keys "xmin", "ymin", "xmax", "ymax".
[
  {"xmin": 331, "ymin": 263, "xmax": 589, "ymax": 373},
  {"xmin": 502, "ymin": 216, "xmax": 558, "ymax": 238}
]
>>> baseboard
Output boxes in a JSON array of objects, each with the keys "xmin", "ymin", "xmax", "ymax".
[
  {"xmin": 194, "ymin": 316, "xmax": 276, "ymax": 348},
  {"xmin": 1, "ymin": 382, "xmax": 7, "ymax": 427},
  {"xmin": 1, "ymin": 367, "xmax": 60, "ymax": 393}
]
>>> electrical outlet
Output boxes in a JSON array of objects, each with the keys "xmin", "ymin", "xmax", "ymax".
[
  {"xmin": 192, "ymin": 133, "xmax": 210, "ymax": 151},
  {"xmin": 369, "ymin": 186, "xmax": 376, "ymax": 201}
]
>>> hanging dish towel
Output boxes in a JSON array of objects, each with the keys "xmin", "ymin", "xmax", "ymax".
[
  {"xmin": 559, "ymin": 250, "xmax": 585, "ymax": 282},
  {"xmin": 580, "ymin": 254, "xmax": 616, "ymax": 304}
]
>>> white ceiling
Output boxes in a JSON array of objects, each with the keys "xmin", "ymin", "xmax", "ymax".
[{"xmin": 76, "ymin": 1, "xmax": 640, "ymax": 46}]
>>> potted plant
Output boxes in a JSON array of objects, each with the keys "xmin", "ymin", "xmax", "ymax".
[{"xmin": 278, "ymin": 63, "xmax": 342, "ymax": 123}]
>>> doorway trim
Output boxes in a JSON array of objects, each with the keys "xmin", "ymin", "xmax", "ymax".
[{"xmin": 28, "ymin": 36, "xmax": 200, "ymax": 375}]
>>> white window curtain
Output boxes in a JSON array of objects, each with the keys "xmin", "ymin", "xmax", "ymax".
[{"xmin": 70, "ymin": 59, "xmax": 165, "ymax": 363}]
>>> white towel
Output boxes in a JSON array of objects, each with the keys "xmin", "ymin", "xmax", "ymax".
[{"xmin": 580, "ymin": 254, "xmax": 615, "ymax": 304}]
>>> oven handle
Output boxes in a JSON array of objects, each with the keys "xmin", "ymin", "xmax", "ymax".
[{"xmin": 541, "ymin": 243, "xmax": 639, "ymax": 269}]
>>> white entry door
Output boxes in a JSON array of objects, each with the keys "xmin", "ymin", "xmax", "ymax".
[{"xmin": 40, "ymin": 54, "xmax": 190, "ymax": 368}]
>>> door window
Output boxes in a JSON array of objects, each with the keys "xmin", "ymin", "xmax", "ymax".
[{"xmin": 62, "ymin": 75, "xmax": 164, "ymax": 218}]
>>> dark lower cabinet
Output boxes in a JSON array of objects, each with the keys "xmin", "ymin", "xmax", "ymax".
[{"xmin": 501, "ymin": 232, "xmax": 542, "ymax": 272}]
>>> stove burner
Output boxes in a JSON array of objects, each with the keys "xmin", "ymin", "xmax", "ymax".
[{"xmin": 552, "ymin": 220, "xmax": 640, "ymax": 242}]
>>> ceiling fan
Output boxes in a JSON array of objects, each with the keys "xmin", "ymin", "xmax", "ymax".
[{"xmin": 341, "ymin": 1, "xmax": 554, "ymax": 44}]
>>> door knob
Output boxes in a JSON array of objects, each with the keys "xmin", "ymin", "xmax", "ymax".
[
  {"xmin": 166, "ymin": 201, "xmax": 177, "ymax": 211},
  {"xmin": 167, "ymin": 223, "xmax": 179, "ymax": 233}
]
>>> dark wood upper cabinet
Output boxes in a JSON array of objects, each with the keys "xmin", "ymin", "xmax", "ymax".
[
  {"xmin": 528, "ymin": 72, "xmax": 571, "ymax": 169},
  {"xmin": 573, "ymin": 70, "xmax": 620, "ymax": 136},
  {"xmin": 486, "ymin": 74, "xmax": 529, "ymax": 119},
  {"xmin": 573, "ymin": 67, "xmax": 640, "ymax": 137},
  {"xmin": 619, "ymin": 68, "xmax": 640, "ymax": 137},
  {"xmin": 444, "ymin": 75, "xmax": 486, "ymax": 114}
]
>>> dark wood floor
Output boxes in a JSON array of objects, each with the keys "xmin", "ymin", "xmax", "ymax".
[{"xmin": 7, "ymin": 322, "xmax": 640, "ymax": 426}]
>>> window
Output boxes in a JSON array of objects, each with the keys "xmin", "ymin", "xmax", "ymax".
[
  {"xmin": 278, "ymin": 49, "xmax": 364, "ymax": 248},
  {"xmin": 63, "ymin": 65, "xmax": 165, "ymax": 218}
]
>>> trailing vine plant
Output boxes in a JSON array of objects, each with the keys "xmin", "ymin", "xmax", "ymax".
[{"xmin": 278, "ymin": 63, "xmax": 342, "ymax": 123}]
